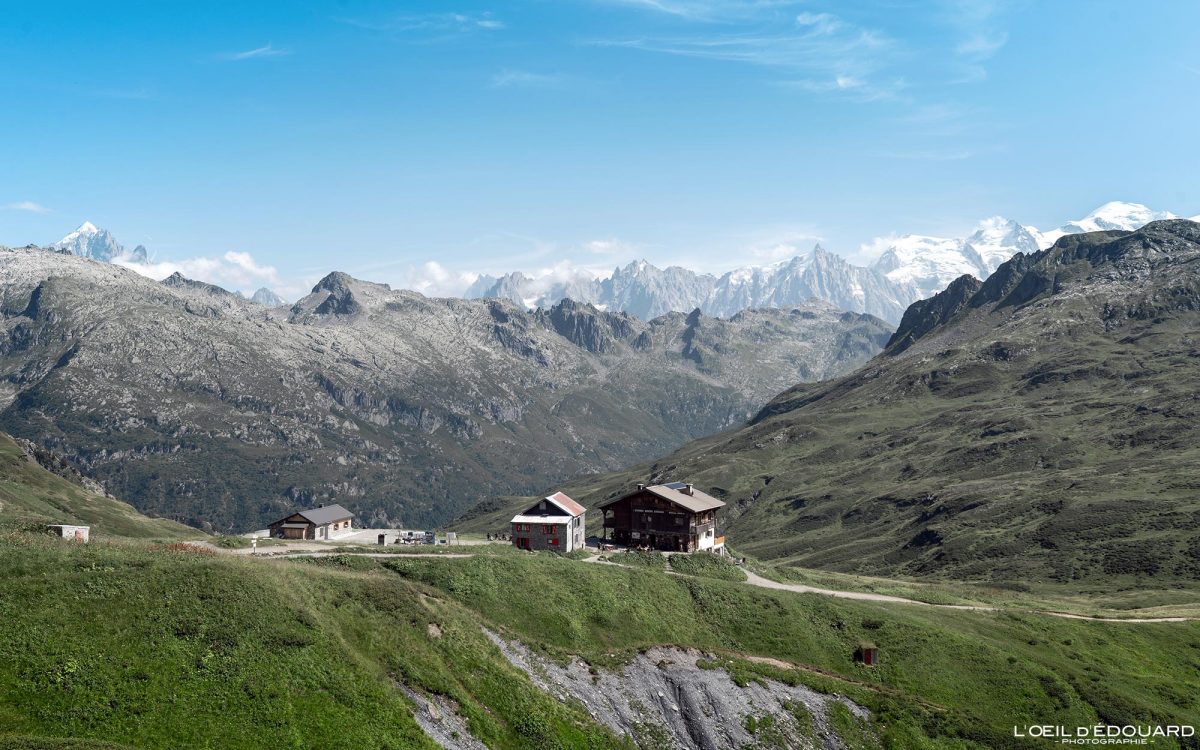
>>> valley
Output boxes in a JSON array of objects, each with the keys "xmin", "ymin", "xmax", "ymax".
[
  {"xmin": 0, "ymin": 246, "xmax": 890, "ymax": 532},
  {"xmin": 462, "ymin": 221, "xmax": 1200, "ymax": 588}
]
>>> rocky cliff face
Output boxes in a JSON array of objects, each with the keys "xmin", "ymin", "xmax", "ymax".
[
  {"xmin": 0, "ymin": 246, "xmax": 892, "ymax": 531},
  {"xmin": 486, "ymin": 631, "xmax": 872, "ymax": 750}
]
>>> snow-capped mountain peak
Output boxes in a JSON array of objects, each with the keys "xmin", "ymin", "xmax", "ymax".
[
  {"xmin": 870, "ymin": 234, "xmax": 977, "ymax": 292},
  {"xmin": 51, "ymin": 221, "xmax": 147, "ymax": 263},
  {"xmin": 962, "ymin": 216, "xmax": 1041, "ymax": 274},
  {"xmin": 53, "ymin": 221, "xmax": 124, "ymax": 261},
  {"xmin": 1072, "ymin": 201, "xmax": 1175, "ymax": 231},
  {"xmin": 1038, "ymin": 201, "xmax": 1178, "ymax": 247}
]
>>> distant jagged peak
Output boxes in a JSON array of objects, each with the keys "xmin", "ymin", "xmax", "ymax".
[
  {"xmin": 291, "ymin": 270, "xmax": 397, "ymax": 319},
  {"xmin": 313, "ymin": 270, "xmax": 359, "ymax": 293},
  {"xmin": 160, "ymin": 271, "xmax": 240, "ymax": 299},
  {"xmin": 51, "ymin": 221, "xmax": 148, "ymax": 263},
  {"xmin": 249, "ymin": 287, "xmax": 286, "ymax": 307}
]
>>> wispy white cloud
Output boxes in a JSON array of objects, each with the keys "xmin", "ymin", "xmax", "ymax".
[
  {"xmin": 738, "ymin": 228, "xmax": 824, "ymax": 264},
  {"xmin": 491, "ymin": 69, "xmax": 566, "ymax": 88},
  {"xmin": 395, "ymin": 261, "xmax": 481, "ymax": 298},
  {"xmin": 854, "ymin": 233, "xmax": 902, "ymax": 265},
  {"xmin": 113, "ymin": 250, "xmax": 292, "ymax": 297},
  {"xmin": 597, "ymin": 0, "xmax": 804, "ymax": 22},
  {"xmin": 583, "ymin": 239, "xmax": 636, "ymax": 255},
  {"xmin": 3, "ymin": 200, "xmax": 51, "ymax": 214},
  {"xmin": 338, "ymin": 11, "xmax": 505, "ymax": 35},
  {"xmin": 592, "ymin": 10, "xmax": 899, "ymax": 102},
  {"xmin": 793, "ymin": 11, "xmax": 841, "ymax": 35},
  {"xmin": 781, "ymin": 74, "xmax": 906, "ymax": 102},
  {"xmin": 218, "ymin": 44, "xmax": 291, "ymax": 61},
  {"xmin": 940, "ymin": 0, "xmax": 1010, "ymax": 83}
]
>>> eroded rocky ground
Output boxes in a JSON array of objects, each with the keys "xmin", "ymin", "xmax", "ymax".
[{"xmin": 482, "ymin": 630, "xmax": 871, "ymax": 750}]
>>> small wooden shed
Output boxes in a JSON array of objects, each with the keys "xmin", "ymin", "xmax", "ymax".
[
  {"xmin": 47, "ymin": 524, "xmax": 90, "ymax": 543},
  {"xmin": 855, "ymin": 642, "xmax": 881, "ymax": 667}
]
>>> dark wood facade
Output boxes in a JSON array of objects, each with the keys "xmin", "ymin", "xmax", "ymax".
[{"xmin": 599, "ymin": 483, "xmax": 723, "ymax": 552}]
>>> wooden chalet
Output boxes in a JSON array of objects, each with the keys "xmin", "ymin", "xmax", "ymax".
[
  {"xmin": 269, "ymin": 504, "xmax": 355, "ymax": 541},
  {"xmin": 598, "ymin": 482, "xmax": 725, "ymax": 552},
  {"xmin": 511, "ymin": 491, "xmax": 586, "ymax": 553}
]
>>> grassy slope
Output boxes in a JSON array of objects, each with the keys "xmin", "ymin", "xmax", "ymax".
[
  {"xmin": 0, "ymin": 536, "xmax": 629, "ymax": 750},
  {"xmin": 0, "ymin": 432, "xmax": 193, "ymax": 540},
  {"xmin": 386, "ymin": 553, "xmax": 1200, "ymax": 748},
  {"xmin": 1, "ymin": 538, "xmax": 1197, "ymax": 748},
  {"xmin": 459, "ymin": 223, "xmax": 1200, "ymax": 590}
]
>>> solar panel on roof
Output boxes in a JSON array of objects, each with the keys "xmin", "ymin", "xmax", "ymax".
[{"xmin": 664, "ymin": 481, "xmax": 689, "ymax": 490}]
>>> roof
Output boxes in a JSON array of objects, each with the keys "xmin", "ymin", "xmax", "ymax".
[
  {"xmin": 272, "ymin": 504, "xmax": 354, "ymax": 526},
  {"xmin": 598, "ymin": 483, "xmax": 725, "ymax": 513},
  {"xmin": 511, "ymin": 514, "xmax": 572, "ymax": 525},
  {"xmin": 544, "ymin": 491, "xmax": 586, "ymax": 517}
]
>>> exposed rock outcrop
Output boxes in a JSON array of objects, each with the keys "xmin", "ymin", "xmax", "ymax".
[{"xmin": 486, "ymin": 631, "xmax": 872, "ymax": 750}]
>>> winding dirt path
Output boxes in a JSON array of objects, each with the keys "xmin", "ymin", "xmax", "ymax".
[
  {"xmin": 222, "ymin": 542, "xmax": 1197, "ymax": 623},
  {"xmin": 738, "ymin": 570, "xmax": 1195, "ymax": 623}
]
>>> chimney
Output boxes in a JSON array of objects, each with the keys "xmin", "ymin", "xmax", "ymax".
[
  {"xmin": 685, "ymin": 484, "xmax": 694, "ymax": 496},
  {"xmin": 636, "ymin": 483, "xmax": 645, "ymax": 491}
]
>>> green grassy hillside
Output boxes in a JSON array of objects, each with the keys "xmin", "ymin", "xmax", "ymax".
[
  {"xmin": 1, "ymin": 535, "xmax": 1197, "ymax": 749},
  {"xmin": 0, "ymin": 432, "xmax": 193, "ymax": 540},
  {"xmin": 0, "ymin": 536, "xmax": 629, "ymax": 750},
  {"xmin": 385, "ymin": 553, "xmax": 1200, "ymax": 748},
  {"xmin": 460, "ymin": 222, "xmax": 1200, "ymax": 587}
]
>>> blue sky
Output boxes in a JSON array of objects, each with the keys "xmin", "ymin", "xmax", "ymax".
[{"xmin": 2, "ymin": 0, "xmax": 1199, "ymax": 297}]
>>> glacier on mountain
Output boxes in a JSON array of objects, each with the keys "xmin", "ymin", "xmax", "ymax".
[
  {"xmin": 469, "ymin": 201, "xmax": 1188, "ymax": 323},
  {"xmin": 51, "ymin": 221, "xmax": 148, "ymax": 263}
]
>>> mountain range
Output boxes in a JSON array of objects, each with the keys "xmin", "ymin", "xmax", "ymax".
[
  {"xmin": 0, "ymin": 244, "xmax": 891, "ymax": 531},
  {"xmin": 468, "ymin": 202, "xmax": 1192, "ymax": 324},
  {"xmin": 461, "ymin": 219, "xmax": 1200, "ymax": 584},
  {"xmin": 44, "ymin": 202, "xmax": 1191, "ymax": 326}
]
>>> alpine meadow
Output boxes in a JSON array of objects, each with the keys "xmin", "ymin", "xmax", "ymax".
[{"xmin": 2, "ymin": 2, "xmax": 1200, "ymax": 749}]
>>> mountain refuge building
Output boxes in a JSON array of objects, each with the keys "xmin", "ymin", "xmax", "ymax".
[
  {"xmin": 269, "ymin": 504, "xmax": 355, "ymax": 541},
  {"xmin": 511, "ymin": 492, "xmax": 587, "ymax": 552},
  {"xmin": 599, "ymin": 482, "xmax": 725, "ymax": 552}
]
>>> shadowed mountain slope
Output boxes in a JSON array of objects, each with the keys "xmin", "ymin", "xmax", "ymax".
[
  {"xmin": 464, "ymin": 220, "xmax": 1200, "ymax": 584},
  {"xmin": 0, "ymin": 247, "xmax": 891, "ymax": 531}
]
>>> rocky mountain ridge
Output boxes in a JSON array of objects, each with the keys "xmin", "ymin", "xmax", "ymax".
[
  {"xmin": 0, "ymin": 244, "xmax": 891, "ymax": 531},
  {"xmin": 475, "ymin": 220, "xmax": 1200, "ymax": 584}
]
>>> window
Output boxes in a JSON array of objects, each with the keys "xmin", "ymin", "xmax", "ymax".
[
  {"xmin": 542, "ymin": 524, "xmax": 555, "ymax": 534},
  {"xmin": 550, "ymin": 538, "xmax": 560, "ymax": 546}
]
